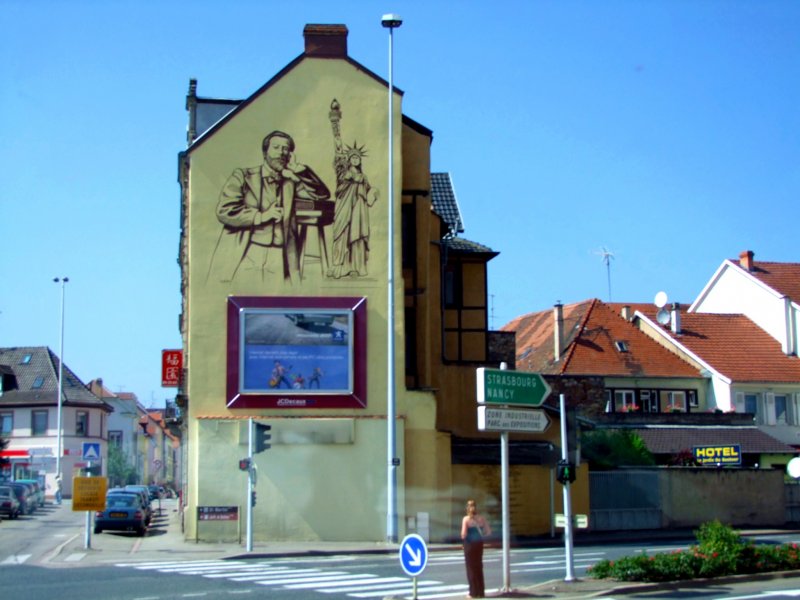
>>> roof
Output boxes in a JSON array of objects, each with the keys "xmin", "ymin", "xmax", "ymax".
[
  {"xmin": 636, "ymin": 309, "xmax": 800, "ymax": 383},
  {"xmin": 440, "ymin": 236, "xmax": 497, "ymax": 256},
  {"xmin": 430, "ymin": 172, "xmax": 464, "ymax": 235},
  {"xmin": 505, "ymin": 300, "xmax": 701, "ymax": 378},
  {"xmin": 733, "ymin": 258, "xmax": 800, "ymax": 302},
  {"xmin": 0, "ymin": 347, "xmax": 112, "ymax": 410},
  {"xmin": 630, "ymin": 426, "xmax": 796, "ymax": 455}
]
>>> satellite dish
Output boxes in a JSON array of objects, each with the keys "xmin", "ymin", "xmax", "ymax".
[
  {"xmin": 654, "ymin": 291, "xmax": 668, "ymax": 308},
  {"xmin": 657, "ymin": 308, "xmax": 670, "ymax": 326},
  {"xmin": 788, "ymin": 457, "xmax": 800, "ymax": 479}
]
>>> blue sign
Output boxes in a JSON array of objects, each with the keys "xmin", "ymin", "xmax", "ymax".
[
  {"xmin": 399, "ymin": 533, "xmax": 428, "ymax": 577},
  {"xmin": 82, "ymin": 442, "xmax": 101, "ymax": 461}
]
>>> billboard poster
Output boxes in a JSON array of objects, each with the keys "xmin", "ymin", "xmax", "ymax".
[{"xmin": 240, "ymin": 311, "xmax": 352, "ymax": 394}]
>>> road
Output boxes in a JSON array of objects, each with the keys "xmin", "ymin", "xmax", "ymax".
[{"xmin": 3, "ymin": 501, "xmax": 800, "ymax": 599}]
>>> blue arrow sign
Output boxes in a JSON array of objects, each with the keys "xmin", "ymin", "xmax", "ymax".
[
  {"xmin": 399, "ymin": 533, "xmax": 428, "ymax": 577},
  {"xmin": 82, "ymin": 442, "xmax": 101, "ymax": 461}
]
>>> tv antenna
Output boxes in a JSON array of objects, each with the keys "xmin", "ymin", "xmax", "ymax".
[{"xmin": 594, "ymin": 246, "xmax": 615, "ymax": 301}]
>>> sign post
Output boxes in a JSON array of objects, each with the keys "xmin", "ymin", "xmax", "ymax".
[{"xmin": 399, "ymin": 533, "xmax": 428, "ymax": 599}]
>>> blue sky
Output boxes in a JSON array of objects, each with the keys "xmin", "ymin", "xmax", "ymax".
[{"xmin": 2, "ymin": 1, "xmax": 798, "ymax": 406}]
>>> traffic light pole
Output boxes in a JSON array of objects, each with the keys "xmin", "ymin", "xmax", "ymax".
[
  {"xmin": 559, "ymin": 394, "xmax": 575, "ymax": 581},
  {"xmin": 246, "ymin": 418, "xmax": 254, "ymax": 552}
]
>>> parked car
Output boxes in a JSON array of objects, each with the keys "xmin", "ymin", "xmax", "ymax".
[
  {"xmin": 7, "ymin": 482, "xmax": 35, "ymax": 515},
  {"xmin": 109, "ymin": 487, "xmax": 152, "ymax": 524},
  {"xmin": 0, "ymin": 485, "xmax": 21, "ymax": 519},
  {"xmin": 147, "ymin": 485, "xmax": 164, "ymax": 501},
  {"xmin": 94, "ymin": 492, "xmax": 147, "ymax": 536},
  {"xmin": 15, "ymin": 479, "xmax": 45, "ymax": 507}
]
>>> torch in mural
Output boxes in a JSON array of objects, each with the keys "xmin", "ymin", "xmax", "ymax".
[{"xmin": 327, "ymin": 99, "xmax": 380, "ymax": 279}]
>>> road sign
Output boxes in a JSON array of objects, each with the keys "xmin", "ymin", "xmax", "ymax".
[
  {"xmin": 72, "ymin": 476, "xmax": 108, "ymax": 511},
  {"xmin": 82, "ymin": 442, "xmax": 101, "ymax": 461},
  {"xmin": 399, "ymin": 533, "xmax": 428, "ymax": 577},
  {"xmin": 478, "ymin": 406, "xmax": 551, "ymax": 433},
  {"xmin": 555, "ymin": 513, "xmax": 589, "ymax": 529},
  {"xmin": 477, "ymin": 368, "xmax": 551, "ymax": 407}
]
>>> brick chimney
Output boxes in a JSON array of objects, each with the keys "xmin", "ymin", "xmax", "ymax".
[
  {"xmin": 303, "ymin": 24, "xmax": 348, "ymax": 58},
  {"xmin": 739, "ymin": 250, "xmax": 755, "ymax": 271}
]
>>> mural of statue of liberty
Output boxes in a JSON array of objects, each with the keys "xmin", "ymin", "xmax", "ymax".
[{"xmin": 327, "ymin": 99, "xmax": 380, "ymax": 278}]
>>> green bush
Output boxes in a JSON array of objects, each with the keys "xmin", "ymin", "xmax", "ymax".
[{"xmin": 588, "ymin": 520, "xmax": 800, "ymax": 583}]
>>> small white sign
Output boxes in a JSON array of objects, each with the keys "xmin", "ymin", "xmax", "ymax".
[
  {"xmin": 477, "ymin": 406, "xmax": 550, "ymax": 433},
  {"xmin": 82, "ymin": 442, "xmax": 101, "ymax": 461}
]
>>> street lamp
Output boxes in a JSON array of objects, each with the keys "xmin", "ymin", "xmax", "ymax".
[
  {"xmin": 53, "ymin": 277, "xmax": 69, "ymax": 484},
  {"xmin": 381, "ymin": 12, "xmax": 402, "ymax": 544}
]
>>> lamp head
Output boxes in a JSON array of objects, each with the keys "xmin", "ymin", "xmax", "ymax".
[{"xmin": 381, "ymin": 13, "xmax": 402, "ymax": 28}]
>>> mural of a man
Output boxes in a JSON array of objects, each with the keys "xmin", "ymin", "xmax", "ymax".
[
  {"xmin": 207, "ymin": 131, "xmax": 331, "ymax": 283},
  {"xmin": 327, "ymin": 99, "xmax": 379, "ymax": 278}
]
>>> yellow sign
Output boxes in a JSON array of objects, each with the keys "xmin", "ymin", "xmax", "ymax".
[
  {"xmin": 693, "ymin": 444, "xmax": 742, "ymax": 465},
  {"xmin": 72, "ymin": 477, "xmax": 108, "ymax": 511}
]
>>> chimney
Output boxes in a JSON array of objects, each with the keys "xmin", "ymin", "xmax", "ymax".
[
  {"xmin": 670, "ymin": 302, "xmax": 681, "ymax": 334},
  {"xmin": 303, "ymin": 24, "xmax": 348, "ymax": 58},
  {"xmin": 620, "ymin": 305, "xmax": 631, "ymax": 321},
  {"xmin": 739, "ymin": 250, "xmax": 755, "ymax": 271},
  {"xmin": 554, "ymin": 303, "xmax": 564, "ymax": 361}
]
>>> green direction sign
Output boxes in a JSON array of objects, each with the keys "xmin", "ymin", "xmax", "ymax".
[{"xmin": 476, "ymin": 368, "xmax": 552, "ymax": 407}]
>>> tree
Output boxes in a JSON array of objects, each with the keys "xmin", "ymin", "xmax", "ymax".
[
  {"xmin": 107, "ymin": 444, "xmax": 137, "ymax": 487},
  {"xmin": 581, "ymin": 429, "xmax": 655, "ymax": 469}
]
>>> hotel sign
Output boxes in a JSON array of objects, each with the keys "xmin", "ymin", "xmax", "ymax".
[{"xmin": 693, "ymin": 444, "xmax": 742, "ymax": 466}]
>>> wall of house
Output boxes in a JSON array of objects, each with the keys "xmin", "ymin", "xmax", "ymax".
[
  {"xmin": 451, "ymin": 462, "xmax": 590, "ymax": 538},
  {"xmin": 694, "ymin": 264, "xmax": 791, "ymax": 353},
  {"xmin": 182, "ymin": 52, "xmax": 450, "ymax": 542}
]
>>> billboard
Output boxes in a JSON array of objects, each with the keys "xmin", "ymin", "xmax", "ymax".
[{"xmin": 226, "ymin": 296, "xmax": 367, "ymax": 409}]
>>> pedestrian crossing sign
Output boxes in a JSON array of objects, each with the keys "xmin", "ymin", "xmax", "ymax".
[{"xmin": 82, "ymin": 442, "xmax": 101, "ymax": 461}]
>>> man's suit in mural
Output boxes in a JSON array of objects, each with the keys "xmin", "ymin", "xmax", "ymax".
[{"xmin": 207, "ymin": 130, "xmax": 331, "ymax": 284}]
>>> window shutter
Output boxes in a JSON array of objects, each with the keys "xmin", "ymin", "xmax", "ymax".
[
  {"xmin": 735, "ymin": 392, "xmax": 745, "ymax": 413},
  {"xmin": 765, "ymin": 393, "xmax": 776, "ymax": 425}
]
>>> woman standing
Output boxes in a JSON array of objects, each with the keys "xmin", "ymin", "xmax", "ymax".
[{"xmin": 461, "ymin": 499, "xmax": 491, "ymax": 598}]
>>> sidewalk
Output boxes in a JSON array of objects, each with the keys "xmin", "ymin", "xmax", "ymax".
[{"xmin": 54, "ymin": 498, "xmax": 800, "ymax": 598}]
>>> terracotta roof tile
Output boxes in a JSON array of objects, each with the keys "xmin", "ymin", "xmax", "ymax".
[
  {"xmin": 737, "ymin": 259, "xmax": 800, "ymax": 301},
  {"xmin": 505, "ymin": 300, "xmax": 700, "ymax": 378},
  {"xmin": 637, "ymin": 310, "xmax": 800, "ymax": 383}
]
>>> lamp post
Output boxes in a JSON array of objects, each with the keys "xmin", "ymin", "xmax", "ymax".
[
  {"xmin": 53, "ymin": 277, "xmax": 69, "ymax": 484},
  {"xmin": 381, "ymin": 12, "xmax": 402, "ymax": 544}
]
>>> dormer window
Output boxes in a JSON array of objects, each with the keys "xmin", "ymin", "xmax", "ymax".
[{"xmin": 614, "ymin": 341, "xmax": 629, "ymax": 352}]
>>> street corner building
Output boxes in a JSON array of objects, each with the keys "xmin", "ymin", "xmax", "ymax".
[{"xmin": 177, "ymin": 24, "xmax": 575, "ymax": 543}]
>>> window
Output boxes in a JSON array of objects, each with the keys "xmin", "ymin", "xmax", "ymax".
[
  {"xmin": 108, "ymin": 430, "xmax": 123, "ymax": 448},
  {"xmin": 614, "ymin": 341, "xmax": 629, "ymax": 352},
  {"xmin": 614, "ymin": 390, "xmax": 636, "ymax": 412},
  {"xmin": 443, "ymin": 263, "xmax": 462, "ymax": 309},
  {"xmin": 744, "ymin": 394, "xmax": 758, "ymax": 415},
  {"xmin": 32, "ymin": 376, "xmax": 44, "ymax": 389},
  {"xmin": 32, "ymin": 410, "xmax": 48, "ymax": 436},
  {"xmin": 20, "ymin": 354, "xmax": 32, "ymax": 364},
  {"xmin": 688, "ymin": 390, "xmax": 699, "ymax": 408},
  {"xmin": 662, "ymin": 391, "xmax": 686, "ymax": 412},
  {"xmin": 640, "ymin": 390, "xmax": 659, "ymax": 413},
  {"xmin": 0, "ymin": 412, "xmax": 12, "ymax": 435},
  {"xmin": 76, "ymin": 411, "xmax": 88, "ymax": 436},
  {"xmin": 775, "ymin": 395, "xmax": 788, "ymax": 425}
]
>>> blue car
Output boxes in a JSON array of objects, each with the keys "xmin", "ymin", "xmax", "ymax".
[{"xmin": 94, "ymin": 492, "xmax": 147, "ymax": 536}]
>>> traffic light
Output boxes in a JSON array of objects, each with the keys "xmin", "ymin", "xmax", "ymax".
[
  {"xmin": 254, "ymin": 423, "xmax": 272, "ymax": 454},
  {"xmin": 238, "ymin": 458, "xmax": 251, "ymax": 471},
  {"xmin": 250, "ymin": 490, "xmax": 257, "ymax": 507},
  {"xmin": 556, "ymin": 459, "xmax": 576, "ymax": 484}
]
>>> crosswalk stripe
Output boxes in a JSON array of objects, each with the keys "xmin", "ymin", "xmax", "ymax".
[
  {"xmin": 286, "ymin": 575, "xmax": 384, "ymax": 589},
  {"xmin": 1, "ymin": 554, "xmax": 31, "ymax": 565},
  {"xmin": 253, "ymin": 573, "xmax": 354, "ymax": 586},
  {"xmin": 229, "ymin": 569, "xmax": 324, "ymax": 582},
  {"xmin": 316, "ymin": 577, "xmax": 412, "ymax": 593}
]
